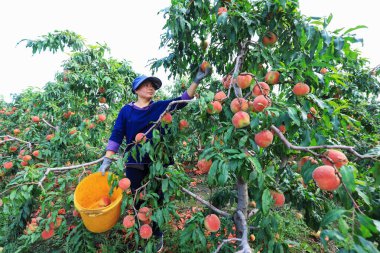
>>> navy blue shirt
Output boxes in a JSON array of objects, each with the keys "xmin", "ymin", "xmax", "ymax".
[{"xmin": 106, "ymin": 91, "xmax": 191, "ymax": 164}]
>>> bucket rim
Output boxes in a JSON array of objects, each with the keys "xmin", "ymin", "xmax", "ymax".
[{"xmin": 74, "ymin": 171, "xmax": 123, "ymax": 213}]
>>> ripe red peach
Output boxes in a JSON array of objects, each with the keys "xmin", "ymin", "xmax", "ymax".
[
  {"xmin": 214, "ymin": 91, "xmax": 227, "ymax": 101},
  {"xmin": 312, "ymin": 165, "xmax": 341, "ymax": 191},
  {"xmin": 321, "ymin": 150, "xmax": 348, "ymax": 169},
  {"xmin": 293, "ymin": 83, "xmax": 310, "ymax": 96},
  {"xmin": 252, "ymin": 95, "xmax": 269, "ymax": 112},
  {"xmin": 237, "ymin": 74, "xmax": 252, "ymax": 89},
  {"xmin": 254, "ymin": 130, "xmax": 273, "ymax": 148},
  {"xmin": 204, "ymin": 214, "xmax": 221, "ymax": 232},
  {"xmin": 232, "ymin": 111, "xmax": 250, "ymax": 129},
  {"xmin": 270, "ymin": 191, "xmax": 285, "ymax": 207},
  {"xmin": 207, "ymin": 101, "xmax": 223, "ymax": 114},
  {"xmin": 230, "ymin": 98, "xmax": 248, "ymax": 113},
  {"xmin": 252, "ymin": 82, "xmax": 270, "ymax": 96}
]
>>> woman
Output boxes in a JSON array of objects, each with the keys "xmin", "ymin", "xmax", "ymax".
[{"xmin": 98, "ymin": 64, "xmax": 210, "ymax": 252}]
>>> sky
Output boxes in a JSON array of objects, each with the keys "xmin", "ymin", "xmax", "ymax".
[{"xmin": 0, "ymin": 0, "xmax": 379, "ymax": 103}]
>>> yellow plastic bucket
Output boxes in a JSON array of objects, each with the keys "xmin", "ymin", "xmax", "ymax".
[{"xmin": 74, "ymin": 172, "xmax": 123, "ymax": 233}]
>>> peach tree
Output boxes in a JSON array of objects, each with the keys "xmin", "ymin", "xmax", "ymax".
[
  {"xmin": 143, "ymin": 0, "xmax": 380, "ymax": 252},
  {"xmin": 0, "ymin": 30, "xmax": 143, "ymax": 251}
]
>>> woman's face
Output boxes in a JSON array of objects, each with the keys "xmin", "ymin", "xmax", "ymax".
[{"xmin": 135, "ymin": 81, "xmax": 156, "ymax": 100}]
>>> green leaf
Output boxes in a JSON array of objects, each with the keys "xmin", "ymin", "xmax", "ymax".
[
  {"xmin": 357, "ymin": 236, "xmax": 380, "ymax": 253},
  {"xmin": 301, "ymin": 160, "xmax": 317, "ymax": 184},
  {"xmin": 356, "ymin": 188, "xmax": 371, "ymax": 206},
  {"xmin": 340, "ymin": 166, "xmax": 355, "ymax": 192},
  {"xmin": 320, "ymin": 209, "xmax": 347, "ymax": 227},
  {"xmin": 334, "ymin": 37, "xmax": 345, "ymax": 51},
  {"xmin": 287, "ymin": 107, "xmax": 300, "ymax": 126},
  {"xmin": 162, "ymin": 179, "xmax": 169, "ymax": 193},
  {"xmin": 358, "ymin": 214, "xmax": 380, "ymax": 235},
  {"xmin": 321, "ymin": 30, "xmax": 331, "ymax": 46},
  {"xmin": 343, "ymin": 25, "xmax": 368, "ymax": 35},
  {"xmin": 262, "ymin": 189, "xmax": 272, "ymax": 215},
  {"xmin": 300, "ymin": 129, "xmax": 311, "ymax": 146},
  {"xmin": 371, "ymin": 162, "xmax": 380, "ymax": 186}
]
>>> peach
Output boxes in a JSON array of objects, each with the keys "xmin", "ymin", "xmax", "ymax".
[
  {"xmin": 137, "ymin": 207, "xmax": 151, "ymax": 222},
  {"xmin": 98, "ymin": 196, "xmax": 112, "ymax": 207},
  {"xmin": 23, "ymin": 155, "xmax": 32, "ymax": 162},
  {"xmin": 73, "ymin": 209, "xmax": 81, "ymax": 217},
  {"xmin": 262, "ymin": 31, "xmax": 277, "ymax": 46},
  {"xmin": 3, "ymin": 162, "xmax": 13, "ymax": 169},
  {"xmin": 320, "ymin": 68, "xmax": 328, "ymax": 74},
  {"xmin": 9, "ymin": 146, "xmax": 17, "ymax": 152},
  {"xmin": 135, "ymin": 133, "xmax": 147, "ymax": 143},
  {"xmin": 97, "ymin": 114, "xmax": 106, "ymax": 122},
  {"xmin": 312, "ymin": 165, "xmax": 341, "ymax": 191},
  {"xmin": 237, "ymin": 74, "xmax": 252, "ymax": 89},
  {"xmin": 277, "ymin": 125, "xmax": 286, "ymax": 134},
  {"xmin": 297, "ymin": 156, "xmax": 318, "ymax": 172},
  {"xmin": 252, "ymin": 95, "xmax": 269, "ymax": 112},
  {"xmin": 197, "ymin": 159, "xmax": 213, "ymax": 174},
  {"xmin": 41, "ymin": 229, "xmax": 55, "ymax": 240},
  {"xmin": 252, "ymin": 82, "xmax": 270, "ymax": 96},
  {"xmin": 321, "ymin": 150, "xmax": 348, "ymax": 169},
  {"xmin": 162, "ymin": 113, "xmax": 172, "ymax": 124},
  {"xmin": 207, "ymin": 101, "xmax": 223, "ymax": 114},
  {"xmin": 232, "ymin": 111, "xmax": 250, "ymax": 129},
  {"xmin": 270, "ymin": 191, "xmax": 285, "ymax": 207},
  {"xmin": 46, "ymin": 134, "xmax": 54, "ymax": 141},
  {"xmin": 218, "ymin": 7, "xmax": 227, "ymax": 15},
  {"xmin": 118, "ymin": 178, "xmax": 131, "ymax": 190},
  {"xmin": 264, "ymin": 71, "xmax": 280, "ymax": 85},
  {"xmin": 293, "ymin": 82, "xmax": 310, "ymax": 96},
  {"xmin": 139, "ymin": 224, "xmax": 153, "ymax": 239},
  {"xmin": 13, "ymin": 129, "xmax": 21, "ymax": 135},
  {"xmin": 230, "ymin": 98, "xmax": 248, "ymax": 113},
  {"xmin": 32, "ymin": 150, "xmax": 39, "ymax": 157},
  {"xmin": 214, "ymin": 91, "xmax": 227, "ymax": 101},
  {"xmin": 32, "ymin": 116, "xmax": 40, "ymax": 123},
  {"xmin": 200, "ymin": 61, "xmax": 211, "ymax": 72},
  {"xmin": 123, "ymin": 215, "xmax": 135, "ymax": 228},
  {"xmin": 254, "ymin": 130, "xmax": 273, "ymax": 148},
  {"xmin": 204, "ymin": 214, "xmax": 220, "ymax": 232},
  {"xmin": 179, "ymin": 119, "xmax": 189, "ymax": 130},
  {"xmin": 307, "ymin": 107, "xmax": 317, "ymax": 119}
]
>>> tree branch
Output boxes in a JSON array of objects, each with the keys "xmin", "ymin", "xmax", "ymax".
[
  {"xmin": 0, "ymin": 182, "xmax": 39, "ymax": 197},
  {"xmin": 0, "ymin": 135, "xmax": 33, "ymax": 152},
  {"xmin": 270, "ymin": 125, "xmax": 370, "ymax": 214},
  {"xmin": 38, "ymin": 157, "xmax": 105, "ymax": 188},
  {"xmin": 42, "ymin": 118, "xmax": 58, "ymax": 131},
  {"xmin": 214, "ymin": 238, "xmax": 242, "ymax": 253},
  {"xmin": 179, "ymin": 186, "xmax": 230, "ymax": 217},
  {"xmin": 270, "ymin": 125, "xmax": 379, "ymax": 161}
]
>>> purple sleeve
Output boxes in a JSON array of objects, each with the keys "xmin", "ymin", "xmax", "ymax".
[
  {"xmin": 106, "ymin": 140, "xmax": 121, "ymax": 153},
  {"xmin": 181, "ymin": 91, "xmax": 192, "ymax": 100}
]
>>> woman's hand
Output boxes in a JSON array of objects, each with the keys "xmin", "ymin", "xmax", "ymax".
[
  {"xmin": 98, "ymin": 157, "xmax": 113, "ymax": 176},
  {"xmin": 193, "ymin": 64, "xmax": 212, "ymax": 84}
]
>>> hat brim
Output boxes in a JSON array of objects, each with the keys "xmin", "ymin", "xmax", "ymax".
[{"xmin": 133, "ymin": 76, "xmax": 162, "ymax": 93}]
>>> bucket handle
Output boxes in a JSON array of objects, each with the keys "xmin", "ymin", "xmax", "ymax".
[{"xmin": 80, "ymin": 209, "xmax": 106, "ymax": 217}]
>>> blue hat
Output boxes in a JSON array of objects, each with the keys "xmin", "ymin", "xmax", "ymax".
[{"xmin": 132, "ymin": 75, "xmax": 162, "ymax": 94}]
